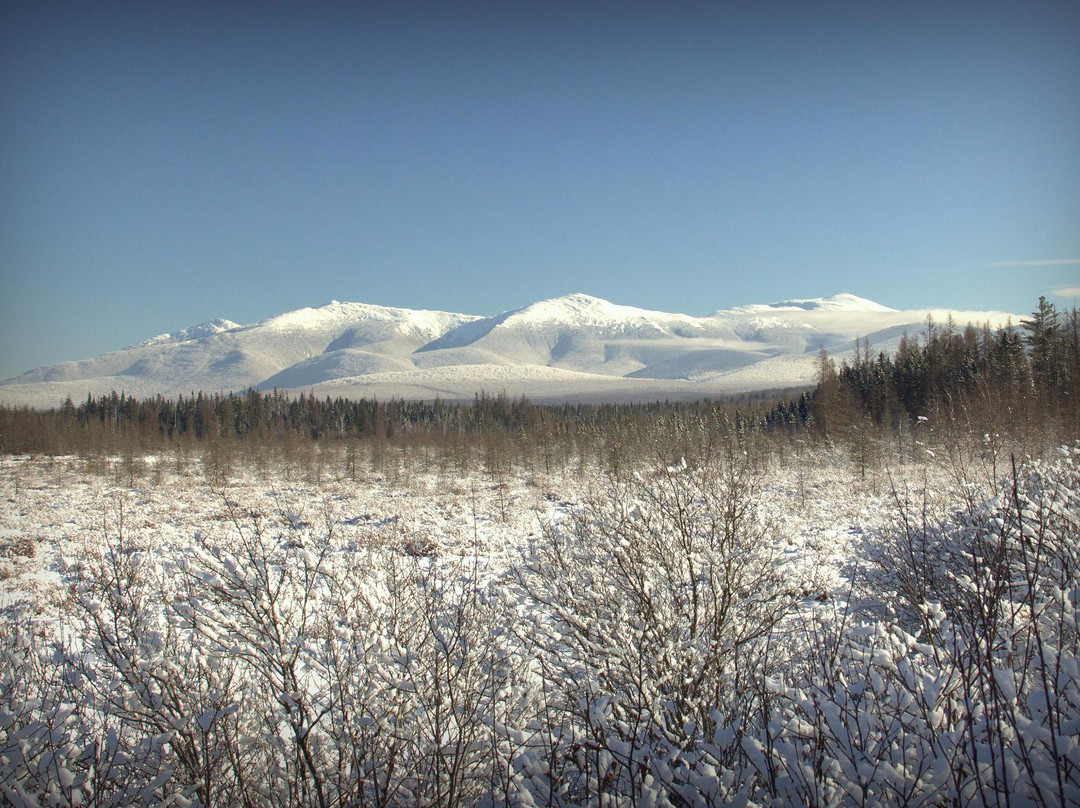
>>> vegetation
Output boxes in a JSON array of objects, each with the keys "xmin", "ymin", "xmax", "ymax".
[
  {"xmin": 0, "ymin": 298, "xmax": 1078, "ymax": 805},
  {"xmin": 3, "ymin": 298, "xmax": 1076, "ymax": 468}
]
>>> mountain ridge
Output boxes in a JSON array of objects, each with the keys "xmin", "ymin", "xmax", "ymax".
[{"xmin": 0, "ymin": 293, "xmax": 1024, "ymax": 408}]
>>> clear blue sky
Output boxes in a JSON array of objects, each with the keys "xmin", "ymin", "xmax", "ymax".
[{"xmin": 2, "ymin": 0, "xmax": 1078, "ymax": 378}]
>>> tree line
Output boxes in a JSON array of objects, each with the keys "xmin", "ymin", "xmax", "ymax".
[
  {"xmin": 769, "ymin": 296, "xmax": 1080, "ymax": 447},
  {"xmin": 1, "ymin": 297, "xmax": 1076, "ymax": 460},
  {"xmin": 0, "ymin": 387, "xmax": 785, "ymax": 461}
]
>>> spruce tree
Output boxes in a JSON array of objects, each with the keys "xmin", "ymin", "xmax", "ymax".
[{"xmin": 1021, "ymin": 296, "xmax": 1063, "ymax": 395}]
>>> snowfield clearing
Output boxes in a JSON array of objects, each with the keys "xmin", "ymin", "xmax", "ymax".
[
  {"xmin": 0, "ymin": 450, "xmax": 873, "ymax": 617},
  {"xmin": 1, "ymin": 446, "xmax": 1077, "ymax": 806}
]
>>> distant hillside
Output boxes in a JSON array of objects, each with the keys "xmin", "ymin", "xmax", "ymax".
[{"xmin": 0, "ymin": 293, "xmax": 1022, "ymax": 408}]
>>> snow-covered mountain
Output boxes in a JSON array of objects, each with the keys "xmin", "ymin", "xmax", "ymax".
[
  {"xmin": 134, "ymin": 318, "xmax": 243, "ymax": 348},
  {"xmin": 0, "ymin": 293, "xmax": 1022, "ymax": 408},
  {"xmin": 723, "ymin": 292, "xmax": 896, "ymax": 314}
]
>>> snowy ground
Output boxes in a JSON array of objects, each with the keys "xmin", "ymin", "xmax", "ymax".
[
  {"xmin": 3, "ymin": 446, "xmax": 1077, "ymax": 805},
  {"xmin": 0, "ymin": 448, "xmax": 922, "ymax": 623}
]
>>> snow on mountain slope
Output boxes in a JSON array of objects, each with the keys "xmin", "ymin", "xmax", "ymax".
[
  {"xmin": 2, "ymin": 301, "xmax": 479, "ymax": 404},
  {"xmin": 724, "ymin": 293, "xmax": 897, "ymax": 314},
  {"xmin": 500, "ymin": 293, "xmax": 677, "ymax": 331},
  {"xmin": 259, "ymin": 350, "xmax": 416, "ymax": 390},
  {"xmin": 306, "ymin": 364, "xmax": 745, "ymax": 405},
  {"xmin": 135, "ymin": 318, "xmax": 242, "ymax": 347},
  {"xmin": 420, "ymin": 293, "xmax": 745, "ymax": 375},
  {"xmin": 713, "ymin": 294, "xmax": 1007, "ymax": 356},
  {"xmin": 0, "ymin": 293, "xmax": 1024, "ymax": 408},
  {"xmin": 253, "ymin": 304, "xmax": 482, "ymax": 389},
  {"xmin": 250, "ymin": 300, "xmax": 474, "ymax": 340}
]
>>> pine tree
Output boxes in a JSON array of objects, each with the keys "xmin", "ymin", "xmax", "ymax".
[{"xmin": 1021, "ymin": 296, "xmax": 1063, "ymax": 395}]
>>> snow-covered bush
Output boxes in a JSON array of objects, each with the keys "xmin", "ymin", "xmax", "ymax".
[
  {"xmin": 2, "ymin": 446, "xmax": 1077, "ymax": 805},
  {"xmin": 769, "ymin": 446, "xmax": 1080, "ymax": 806},
  {"xmin": 517, "ymin": 452, "xmax": 808, "ymax": 804},
  {"xmin": 51, "ymin": 494, "xmax": 537, "ymax": 807},
  {"xmin": 1, "ymin": 554, "xmax": 187, "ymax": 805}
]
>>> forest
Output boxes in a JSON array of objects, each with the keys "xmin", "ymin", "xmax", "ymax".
[
  {"xmin": 2, "ymin": 298, "xmax": 1078, "ymax": 461},
  {"xmin": 0, "ymin": 297, "xmax": 1078, "ymax": 806}
]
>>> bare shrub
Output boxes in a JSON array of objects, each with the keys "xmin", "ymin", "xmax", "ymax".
[
  {"xmin": 54, "ymin": 492, "xmax": 537, "ymax": 806},
  {"xmin": 778, "ymin": 445, "xmax": 1080, "ymax": 806},
  {"xmin": 5, "ymin": 441, "xmax": 1076, "ymax": 806},
  {"xmin": 517, "ymin": 451, "xmax": 805, "ymax": 802},
  {"xmin": 1, "ymin": 535, "xmax": 36, "ymax": 560}
]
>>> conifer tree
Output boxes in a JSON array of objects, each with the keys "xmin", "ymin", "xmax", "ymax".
[{"xmin": 1022, "ymin": 295, "xmax": 1063, "ymax": 394}]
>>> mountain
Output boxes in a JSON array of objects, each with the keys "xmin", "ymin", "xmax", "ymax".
[
  {"xmin": 0, "ymin": 293, "xmax": 1022, "ymax": 408},
  {"xmin": 723, "ymin": 293, "xmax": 896, "ymax": 314},
  {"xmin": 134, "ymin": 319, "xmax": 243, "ymax": 347},
  {"xmin": 416, "ymin": 293, "xmax": 746, "ymax": 378}
]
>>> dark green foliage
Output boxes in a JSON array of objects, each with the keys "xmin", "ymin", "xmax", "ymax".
[{"xmin": 790, "ymin": 301, "xmax": 1080, "ymax": 445}]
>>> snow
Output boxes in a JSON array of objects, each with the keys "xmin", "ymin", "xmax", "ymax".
[
  {"xmin": 4, "ymin": 444, "xmax": 1075, "ymax": 803},
  {"xmin": 0, "ymin": 444, "xmax": 894, "ymax": 620},
  {"xmin": 722, "ymin": 292, "xmax": 898, "ymax": 314},
  {"xmin": 0, "ymin": 292, "xmax": 1026, "ymax": 409},
  {"xmin": 136, "ymin": 318, "xmax": 242, "ymax": 347},
  {"xmin": 503, "ymin": 292, "xmax": 675, "ymax": 329},
  {"xmin": 251, "ymin": 299, "xmax": 479, "ymax": 339}
]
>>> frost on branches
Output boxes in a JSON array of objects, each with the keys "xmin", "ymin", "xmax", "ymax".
[
  {"xmin": 1, "ymin": 447, "xmax": 1078, "ymax": 806},
  {"xmin": 516, "ymin": 452, "xmax": 806, "ymax": 804}
]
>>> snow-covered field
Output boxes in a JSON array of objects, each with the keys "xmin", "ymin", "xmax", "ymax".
[
  {"xmin": 0, "ymin": 448, "xmax": 876, "ymax": 617},
  {"xmin": 1, "ymin": 445, "xmax": 1077, "ymax": 806}
]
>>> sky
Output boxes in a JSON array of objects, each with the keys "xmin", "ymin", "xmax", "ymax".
[{"xmin": 2, "ymin": 0, "xmax": 1079, "ymax": 379}]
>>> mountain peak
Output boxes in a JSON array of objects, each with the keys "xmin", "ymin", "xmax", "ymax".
[
  {"xmin": 506, "ymin": 293, "xmax": 666, "ymax": 326},
  {"xmin": 138, "ymin": 318, "xmax": 240, "ymax": 347},
  {"xmin": 766, "ymin": 293, "xmax": 896, "ymax": 313},
  {"xmin": 720, "ymin": 293, "xmax": 896, "ymax": 316},
  {"xmin": 256, "ymin": 300, "xmax": 479, "ymax": 334}
]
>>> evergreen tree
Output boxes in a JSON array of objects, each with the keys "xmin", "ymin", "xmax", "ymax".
[{"xmin": 1021, "ymin": 296, "xmax": 1063, "ymax": 395}]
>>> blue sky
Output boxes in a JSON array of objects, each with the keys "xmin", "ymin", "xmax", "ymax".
[{"xmin": 2, "ymin": 0, "xmax": 1078, "ymax": 378}]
